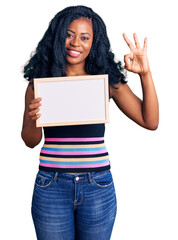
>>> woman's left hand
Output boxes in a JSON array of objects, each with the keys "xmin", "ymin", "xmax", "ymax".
[{"xmin": 123, "ymin": 33, "xmax": 150, "ymax": 76}]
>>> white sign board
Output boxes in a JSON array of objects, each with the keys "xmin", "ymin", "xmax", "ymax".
[{"xmin": 34, "ymin": 75, "xmax": 109, "ymax": 127}]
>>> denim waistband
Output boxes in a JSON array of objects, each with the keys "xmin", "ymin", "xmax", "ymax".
[{"xmin": 38, "ymin": 169, "xmax": 111, "ymax": 183}]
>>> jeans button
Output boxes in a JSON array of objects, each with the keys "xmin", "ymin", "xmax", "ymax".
[{"xmin": 76, "ymin": 176, "xmax": 80, "ymax": 181}]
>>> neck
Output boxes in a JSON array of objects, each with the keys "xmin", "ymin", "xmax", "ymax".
[{"xmin": 65, "ymin": 63, "xmax": 88, "ymax": 76}]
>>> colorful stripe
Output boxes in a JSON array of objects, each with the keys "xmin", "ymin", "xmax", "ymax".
[
  {"xmin": 39, "ymin": 137, "xmax": 110, "ymax": 171},
  {"xmin": 43, "ymin": 143, "xmax": 106, "ymax": 148},
  {"xmin": 40, "ymin": 159, "xmax": 109, "ymax": 165},
  {"xmin": 40, "ymin": 155, "xmax": 109, "ymax": 162},
  {"xmin": 39, "ymin": 162, "xmax": 109, "ymax": 169},
  {"xmin": 42, "ymin": 146, "xmax": 106, "ymax": 152},
  {"xmin": 41, "ymin": 149, "xmax": 107, "ymax": 155}
]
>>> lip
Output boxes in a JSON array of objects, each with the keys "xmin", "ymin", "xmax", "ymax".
[{"xmin": 67, "ymin": 49, "xmax": 82, "ymax": 58}]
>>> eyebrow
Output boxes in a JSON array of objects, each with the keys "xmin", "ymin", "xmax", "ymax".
[{"xmin": 67, "ymin": 29, "xmax": 91, "ymax": 37}]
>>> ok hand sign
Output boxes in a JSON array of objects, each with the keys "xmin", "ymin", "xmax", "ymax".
[{"xmin": 123, "ymin": 33, "xmax": 150, "ymax": 76}]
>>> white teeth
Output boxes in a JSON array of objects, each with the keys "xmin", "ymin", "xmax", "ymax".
[{"xmin": 69, "ymin": 50, "xmax": 81, "ymax": 54}]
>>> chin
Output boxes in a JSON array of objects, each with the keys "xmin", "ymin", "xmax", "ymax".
[{"xmin": 67, "ymin": 57, "xmax": 85, "ymax": 65}]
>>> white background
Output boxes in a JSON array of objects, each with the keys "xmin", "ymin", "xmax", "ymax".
[{"xmin": 1, "ymin": 0, "xmax": 178, "ymax": 239}]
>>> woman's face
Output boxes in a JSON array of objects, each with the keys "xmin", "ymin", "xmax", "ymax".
[{"xmin": 65, "ymin": 17, "xmax": 93, "ymax": 67}]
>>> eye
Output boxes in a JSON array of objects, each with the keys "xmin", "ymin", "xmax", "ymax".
[
  {"xmin": 67, "ymin": 33, "xmax": 73, "ymax": 38},
  {"xmin": 81, "ymin": 36, "xmax": 89, "ymax": 41}
]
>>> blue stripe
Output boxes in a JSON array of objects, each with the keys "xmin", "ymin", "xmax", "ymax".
[
  {"xmin": 42, "ymin": 147, "xmax": 106, "ymax": 152},
  {"xmin": 40, "ymin": 159, "xmax": 110, "ymax": 165}
]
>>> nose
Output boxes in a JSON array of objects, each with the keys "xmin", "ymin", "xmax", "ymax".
[{"xmin": 70, "ymin": 37, "xmax": 80, "ymax": 47}]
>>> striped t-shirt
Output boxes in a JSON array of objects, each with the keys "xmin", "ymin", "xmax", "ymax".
[{"xmin": 39, "ymin": 124, "xmax": 110, "ymax": 173}]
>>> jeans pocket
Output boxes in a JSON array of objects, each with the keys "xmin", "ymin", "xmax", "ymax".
[
  {"xmin": 35, "ymin": 170, "xmax": 53, "ymax": 189},
  {"xmin": 92, "ymin": 170, "xmax": 113, "ymax": 188}
]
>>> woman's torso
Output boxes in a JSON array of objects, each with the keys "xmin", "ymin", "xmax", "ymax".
[{"xmin": 38, "ymin": 123, "xmax": 111, "ymax": 174}]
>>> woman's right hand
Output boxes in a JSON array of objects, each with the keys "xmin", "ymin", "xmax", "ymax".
[{"xmin": 28, "ymin": 97, "xmax": 42, "ymax": 121}]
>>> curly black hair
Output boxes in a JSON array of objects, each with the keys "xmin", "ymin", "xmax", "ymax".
[{"xmin": 23, "ymin": 5, "xmax": 127, "ymax": 89}]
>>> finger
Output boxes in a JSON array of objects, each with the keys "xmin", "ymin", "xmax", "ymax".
[
  {"xmin": 30, "ymin": 97, "xmax": 42, "ymax": 104},
  {"xmin": 143, "ymin": 37, "xmax": 148, "ymax": 51},
  {"xmin": 32, "ymin": 113, "xmax": 41, "ymax": 121},
  {"xmin": 28, "ymin": 108, "xmax": 40, "ymax": 117},
  {"xmin": 123, "ymin": 33, "xmax": 135, "ymax": 50},
  {"xmin": 124, "ymin": 54, "xmax": 130, "ymax": 66},
  {"xmin": 29, "ymin": 102, "xmax": 42, "ymax": 110},
  {"xmin": 133, "ymin": 33, "xmax": 140, "ymax": 48},
  {"xmin": 124, "ymin": 53, "xmax": 133, "ymax": 70}
]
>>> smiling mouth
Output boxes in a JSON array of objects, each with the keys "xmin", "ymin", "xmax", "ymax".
[{"xmin": 67, "ymin": 49, "xmax": 82, "ymax": 58}]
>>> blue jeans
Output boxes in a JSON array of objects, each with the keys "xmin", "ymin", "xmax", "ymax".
[{"xmin": 31, "ymin": 169, "xmax": 117, "ymax": 240}]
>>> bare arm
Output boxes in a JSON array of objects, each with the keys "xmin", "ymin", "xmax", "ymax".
[
  {"xmin": 140, "ymin": 71, "xmax": 159, "ymax": 129},
  {"xmin": 21, "ymin": 83, "xmax": 42, "ymax": 148},
  {"xmin": 111, "ymin": 72, "xmax": 159, "ymax": 130},
  {"xmin": 111, "ymin": 33, "xmax": 159, "ymax": 130}
]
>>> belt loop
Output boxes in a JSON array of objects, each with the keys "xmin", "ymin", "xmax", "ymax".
[
  {"xmin": 87, "ymin": 172, "xmax": 92, "ymax": 184},
  {"xmin": 53, "ymin": 172, "xmax": 58, "ymax": 183}
]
